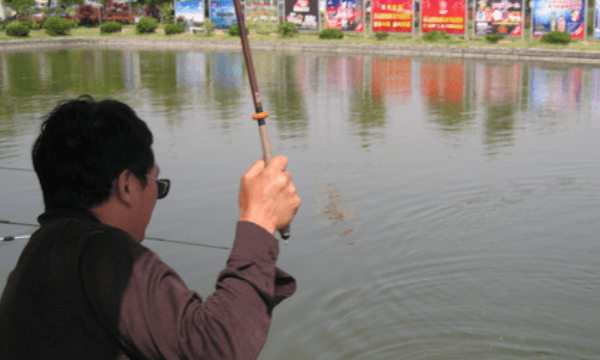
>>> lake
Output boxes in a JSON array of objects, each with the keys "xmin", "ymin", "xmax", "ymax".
[{"xmin": 1, "ymin": 47, "xmax": 599, "ymax": 359}]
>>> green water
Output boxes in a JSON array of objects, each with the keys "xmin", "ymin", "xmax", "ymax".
[{"xmin": 1, "ymin": 48, "xmax": 599, "ymax": 359}]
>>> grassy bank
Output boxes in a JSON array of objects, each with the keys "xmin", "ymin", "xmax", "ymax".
[{"xmin": 2, "ymin": 21, "xmax": 600, "ymax": 54}]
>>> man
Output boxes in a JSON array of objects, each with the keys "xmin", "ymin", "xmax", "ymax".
[{"xmin": 0, "ymin": 96, "xmax": 301, "ymax": 359}]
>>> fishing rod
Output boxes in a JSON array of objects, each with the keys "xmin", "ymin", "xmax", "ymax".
[
  {"xmin": 232, "ymin": 0, "xmax": 290, "ymax": 241},
  {"xmin": 0, "ymin": 219, "xmax": 231, "ymax": 250}
]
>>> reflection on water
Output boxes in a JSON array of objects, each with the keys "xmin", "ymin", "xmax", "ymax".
[
  {"xmin": 2, "ymin": 50, "xmax": 598, "ymax": 149},
  {"xmin": 1, "ymin": 48, "xmax": 599, "ymax": 360}
]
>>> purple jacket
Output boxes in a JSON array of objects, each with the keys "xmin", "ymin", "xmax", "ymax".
[{"xmin": 0, "ymin": 209, "xmax": 296, "ymax": 359}]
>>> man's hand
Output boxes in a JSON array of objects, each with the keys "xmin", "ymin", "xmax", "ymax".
[{"xmin": 239, "ymin": 156, "xmax": 301, "ymax": 235}]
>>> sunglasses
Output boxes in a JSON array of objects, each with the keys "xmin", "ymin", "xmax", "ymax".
[{"xmin": 146, "ymin": 175, "xmax": 171, "ymax": 200}]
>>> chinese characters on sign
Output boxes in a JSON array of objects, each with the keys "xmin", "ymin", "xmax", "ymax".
[
  {"xmin": 532, "ymin": 0, "xmax": 585, "ymax": 38},
  {"xmin": 421, "ymin": 0, "xmax": 466, "ymax": 34},
  {"xmin": 372, "ymin": 0, "xmax": 413, "ymax": 33}
]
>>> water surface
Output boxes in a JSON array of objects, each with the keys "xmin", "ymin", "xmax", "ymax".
[{"xmin": 1, "ymin": 48, "xmax": 599, "ymax": 359}]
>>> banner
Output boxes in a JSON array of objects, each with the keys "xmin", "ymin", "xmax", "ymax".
[
  {"xmin": 474, "ymin": 0, "xmax": 522, "ymax": 36},
  {"xmin": 326, "ymin": 0, "xmax": 364, "ymax": 31},
  {"xmin": 371, "ymin": 0, "xmax": 413, "ymax": 33},
  {"xmin": 210, "ymin": 0, "xmax": 237, "ymax": 29},
  {"xmin": 175, "ymin": 1, "xmax": 205, "ymax": 30},
  {"xmin": 532, "ymin": 0, "xmax": 585, "ymax": 38},
  {"xmin": 421, "ymin": 0, "xmax": 466, "ymax": 34},
  {"xmin": 246, "ymin": 2, "xmax": 277, "ymax": 23},
  {"xmin": 595, "ymin": 1, "xmax": 600, "ymax": 38},
  {"xmin": 285, "ymin": 0, "xmax": 319, "ymax": 30}
]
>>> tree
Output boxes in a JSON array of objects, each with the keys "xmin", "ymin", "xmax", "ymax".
[
  {"xmin": 136, "ymin": 0, "xmax": 167, "ymax": 19},
  {"xmin": 57, "ymin": 0, "xmax": 84, "ymax": 8},
  {"xmin": 4, "ymin": 0, "xmax": 36, "ymax": 15}
]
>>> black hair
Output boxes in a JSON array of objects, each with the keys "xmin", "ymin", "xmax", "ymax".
[{"xmin": 32, "ymin": 95, "xmax": 154, "ymax": 210}]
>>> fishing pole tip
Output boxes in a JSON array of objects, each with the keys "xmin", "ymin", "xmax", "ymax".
[{"xmin": 1, "ymin": 235, "xmax": 30, "ymax": 242}]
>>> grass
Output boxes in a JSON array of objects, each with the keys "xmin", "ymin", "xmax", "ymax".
[{"xmin": 2, "ymin": 21, "xmax": 600, "ymax": 53}]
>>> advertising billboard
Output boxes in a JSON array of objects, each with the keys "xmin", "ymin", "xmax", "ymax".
[
  {"xmin": 246, "ymin": 2, "xmax": 278, "ymax": 23},
  {"xmin": 532, "ymin": 0, "xmax": 585, "ymax": 38},
  {"xmin": 594, "ymin": 1, "xmax": 600, "ymax": 38},
  {"xmin": 421, "ymin": 0, "xmax": 466, "ymax": 34},
  {"xmin": 474, "ymin": 0, "xmax": 523, "ymax": 36},
  {"xmin": 285, "ymin": 0, "xmax": 319, "ymax": 30},
  {"xmin": 325, "ymin": 0, "xmax": 364, "ymax": 31},
  {"xmin": 175, "ymin": 1, "xmax": 205, "ymax": 30},
  {"xmin": 371, "ymin": 0, "xmax": 413, "ymax": 33},
  {"xmin": 210, "ymin": 0, "xmax": 237, "ymax": 29}
]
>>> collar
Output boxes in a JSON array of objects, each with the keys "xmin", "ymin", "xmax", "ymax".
[{"xmin": 37, "ymin": 208, "xmax": 100, "ymax": 226}]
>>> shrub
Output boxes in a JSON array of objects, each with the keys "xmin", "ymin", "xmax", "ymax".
[
  {"xmin": 319, "ymin": 28, "xmax": 343, "ymax": 39},
  {"xmin": 422, "ymin": 30, "xmax": 450, "ymax": 41},
  {"xmin": 70, "ymin": 18, "xmax": 80, "ymax": 28},
  {"xmin": 485, "ymin": 34, "xmax": 504, "ymax": 43},
  {"xmin": 278, "ymin": 21, "xmax": 298, "ymax": 38},
  {"xmin": 164, "ymin": 23, "xmax": 184, "ymax": 35},
  {"xmin": 100, "ymin": 21, "xmax": 122, "ymax": 34},
  {"xmin": 375, "ymin": 32, "xmax": 389, "ymax": 40},
  {"xmin": 204, "ymin": 21, "xmax": 216, "ymax": 35},
  {"xmin": 136, "ymin": 16, "xmax": 158, "ymax": 34},
  {"xmin": 540, "ymin": 31, "xmax": 571, "ymax": 44},
  {"xmin": 5, "ymin": 22, "xmax": 30, "ymax": 37},
  {"xmin": 228, "ymin": 24, "xmax": 240, "ymax": 36},
  {"xmin": 19, "ymin": 19, "xmax": 34, "ymax": 29},
  {"xmin": 44, "ymin": 16, "xmax": 71, "ymax": 36},
  {"xmin": 31, "ymin": 21, "xmax": 41, "ymax": 30}
]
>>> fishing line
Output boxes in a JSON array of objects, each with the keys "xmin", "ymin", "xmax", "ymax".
[
  {"xmin": 0, "ymin": 219, "xmax": 231, "ymax": 250},
  {"xmin": 0, "ymin": 166, "xmax": 34, "ymax": 172}
]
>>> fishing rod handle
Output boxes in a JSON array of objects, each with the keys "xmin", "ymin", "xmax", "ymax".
[{"xmin": 257, "ymin": 120, "xmax": 291, "ymax": 241}]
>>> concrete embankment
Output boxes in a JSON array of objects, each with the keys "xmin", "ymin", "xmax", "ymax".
[{"xmin": 2, "ymin": 37, "xmax": 600, "ymax": 65}]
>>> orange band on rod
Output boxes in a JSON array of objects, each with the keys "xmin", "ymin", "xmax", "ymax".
[{"xmin": 252, "ymin": 112, "xmax": 269, "ymax": 120}]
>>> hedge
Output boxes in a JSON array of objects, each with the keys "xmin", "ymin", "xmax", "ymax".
[
  {"xmin": 136, "ymin": 16, "xmax": 158, "ymax": 34},
  {"xmin": 44, "ymin": 17, "xmax": 71, "ymax": 36},
  {"xmin": 5, "ymin": 22, "xmax": 30, "ymax": 37},
  {"xmin": 164, "ymin": 23, "xmax": 185, "ymax": 35},
  {"xmin": 100, "ymin": 21, "xmax": 122, "ymax": 34}
]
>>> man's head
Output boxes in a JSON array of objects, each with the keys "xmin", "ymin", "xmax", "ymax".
[{"xmin": 32, "ymin": 95, "xmax": 155, "ymax": 211}]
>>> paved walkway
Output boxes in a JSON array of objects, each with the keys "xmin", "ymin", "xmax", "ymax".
[{"xmin": 2, "ymin": 37, "xmax": 600, "ymax": 65}]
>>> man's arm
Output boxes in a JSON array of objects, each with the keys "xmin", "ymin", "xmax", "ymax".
[{"xmin": 82, "ymin": 157, "xmax": 300, "ymax": 359}]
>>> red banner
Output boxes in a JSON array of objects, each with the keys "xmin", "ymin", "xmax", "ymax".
[
  {"xmin": 372, "ymin": 0, "xmax": 413, "ymax": 33},
  {"xmin": 421, "ymin": 0, "xmax": 466, "ymax": 34}
]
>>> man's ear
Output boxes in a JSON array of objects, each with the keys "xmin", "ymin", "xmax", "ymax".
[{"xmin": 115, "ymin": 169, "xmax": 135, "ymax": 206}]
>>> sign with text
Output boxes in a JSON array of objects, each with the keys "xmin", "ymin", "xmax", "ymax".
[
  {"xmin": 175, "ymin": 1, "xmax": 205, "ymax": 30},
  {"xmin": 421, "ymin": 0, "xmax": 466, "ymax": 34},
  {"xmin": 326, "ymin": 0, "xmax": 364, "ymax": 31},
  {"xmin": 210, "ymin": 0, "xmax": 237, "ymax": 29},
  {"xmin": 285, "ymin": 0, "xmax": 319, "ymax": 30},
  {"xmin": 246, "ymin": 2, "xmax": 277, "ymax": 23},
  {"xmin": 372, "ymin": 0, "xmax": 413, "ymax": 33},
  {"xmin": 594, "ymin": 1, "xmax": 600, "ymax": 38},
  {"xmin": 474, "ymin": 0, "xmax": 522, "ymax": 36},
  {"xmin": 532, "ymin": 0, "xmax": 585, "ymax": 38}
]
